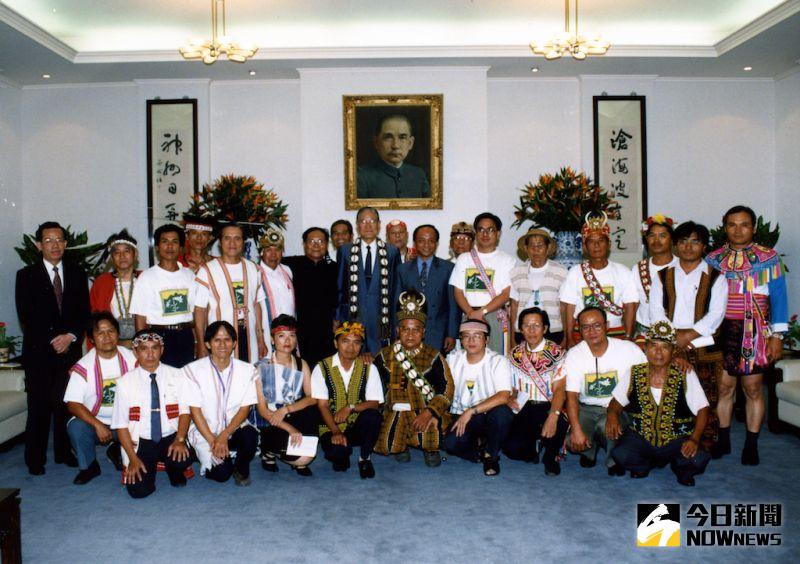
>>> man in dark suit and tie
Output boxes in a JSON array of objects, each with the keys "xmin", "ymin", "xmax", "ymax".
[
  {"xmin": 396, "ymin": 225, "xmax": 460, "ymax": 353},
  {"xmin": 16, "ymin": 221, "xmax": 90, "ymax": 475},
  {"xmin": 336, "ymin": 207, "xmax": 400, "ymax": 357}
]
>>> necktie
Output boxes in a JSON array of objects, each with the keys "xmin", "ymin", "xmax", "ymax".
[
  {"xmin": 419, "ymin": 260, "xmax": 429, "ymax": 291},
  {"xmin": 52, "ymin": 266, "xmax": 63, "ymax": 312},
  {"xmin": 364, "ymin": 244, "xmax": 373, "ymax": 282},
  {"xmin": 150, "ymin": 373, "xmax": 162, "ymax": 443}
]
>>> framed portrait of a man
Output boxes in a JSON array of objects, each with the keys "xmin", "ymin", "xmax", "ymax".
[{"xmin": 344, "ymin": 94, "xmax": 443, "ymax": 210}]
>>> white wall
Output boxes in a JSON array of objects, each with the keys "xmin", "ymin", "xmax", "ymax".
[
  {"xmin": 775, "ymin": 71, "xmax": 800, "ymax": 315},
  {"xmin": 0, "ymin": 86, "xmax": 22, "ymax": 335}
]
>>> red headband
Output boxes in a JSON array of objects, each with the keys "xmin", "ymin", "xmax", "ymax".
[{"xmin": 270, "ymin": 325, "xmax": 296, "ymax": 335}]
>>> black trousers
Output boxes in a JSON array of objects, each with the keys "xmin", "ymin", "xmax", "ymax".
[
  {"xmin": 158, "ymin": 326, "xmax": 195, "ymax": 368},
  {"xmin": 503, "ymin": 401, "xmax": 569, "ymax": 463},
  {"xmin": 444, "ymin": 405, "xmax": 513, "ymax": 461},
  {"xmin": 126, "ymin": 433, "xmax": 193, "ymax": 499},
  {"xmin": 320, "ymin": 409, "xmax": 381, "ymax": 465},
  {"xmin": 205, "ymin": 426, "xmax": 259, "ymax": 482},
  {"xmin": 24, "ymin": 364, "xmax": 72, "ymax": 469},
  {"xmin": 260, "ymin": 405, "xmax": 320, "ymax": 461},
  {"xmin": 611, "ymin": 430, "xmax": 711, "ymax": 481},
  {"xmin": 237, "ymin": 322, "xmax": 249, "ymax": 363}
]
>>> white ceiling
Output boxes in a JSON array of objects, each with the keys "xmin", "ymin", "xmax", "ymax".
[{"xmin": 1, "ymin": 0, "xmax": 799, "ymax": 85}]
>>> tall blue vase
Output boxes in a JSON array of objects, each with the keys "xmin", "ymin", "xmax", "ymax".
[{"xmin": 554, "ymin": 231, "xmax": 582, "ymax": 268}]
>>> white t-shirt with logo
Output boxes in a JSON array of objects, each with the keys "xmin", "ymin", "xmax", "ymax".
[
  {"xmin": 130, "ymin": 265, "xmax": 198, "ymax": 325},
  {"xmin": 449, "ymin": 249, "xmax": 517, "ymax": 307},
  {"xmin": 559, "ymin": 261, "xmax": 639, "ymax": 328},
  {"xmin": 563, "ymin": 338, "xmax": 647, "ymax": 407},
  {"xmin": 63, "ymin": 348, "xmax": 137, "ymax": 425}
]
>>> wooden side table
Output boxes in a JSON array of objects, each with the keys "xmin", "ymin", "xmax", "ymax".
[{"xmin": 0, "ymin": 488, "xmax": 21, "ymax": 564}]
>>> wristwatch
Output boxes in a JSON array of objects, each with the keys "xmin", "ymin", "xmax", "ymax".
[
  {"xmin": 176, "ymin": 436, "xmax": 186, "ymax": 443},
  {"xmin": 548, "ymin": 409, "xmax": 562, "ymax": 416},
  {"xmin": 772, "ymin": 332, "xmax": 785, "ymax": 341},
  {"xmin": 481, "ymin": 307, "xmax": 489, "ymax": 316},
  {"xmin": 349, "ymin": 403, "xmax": 357, "ymax": 412}
]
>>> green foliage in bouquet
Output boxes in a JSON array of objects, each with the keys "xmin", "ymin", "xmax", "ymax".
[
  {"xmin": 15, "ymin": 226, "xmax": 106, "ymax": 279},
  {"xmin": 709, "ymin": 216, "xmax": 780, "ymax": 248},
  {"xmin": 185, "ymin": 174, "xmax": 288, "ymax": 240},
  {"xmin": 512, "ymin": 167, "xmax": 622, "ymax": 233}
]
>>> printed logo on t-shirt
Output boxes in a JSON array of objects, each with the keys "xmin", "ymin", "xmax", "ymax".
[
  {"xmin": 159, "ymin": 288, "xmax": 190, "ymax": 316},
  {"xmin": 581, "ymin": 285, "xmax": 615, "ymax": 309},
  {"xmin": 584, "ymin": 370, "xmax": 618, "ymax": 398},
  {"xmin": 101, "ymin": 379, "xmax": 116, "ymax": 407},
  {"xmin": 232, "ymin": 281, "xmax": 245, "ymax": 307},
  {"xmin": 465, "ymin": 268, "xmax": 495, "ymax": 292}
]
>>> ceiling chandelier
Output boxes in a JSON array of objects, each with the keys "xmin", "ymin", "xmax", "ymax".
[
  {"xmin": 531, "ymin": 0, "xmax": 610, "ymax": 60},
  {"xmin": 180, "ymin": 0, "xmax": 258, "ymax": 64}
]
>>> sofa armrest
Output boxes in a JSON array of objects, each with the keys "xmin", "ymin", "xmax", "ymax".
[
  {"xmin": 0, "ymin": 370, "xmax": 25, "ymax": 392},
  {"xmin": 775, "ymin": 359, "xmax": 800, "ymax": 383}
]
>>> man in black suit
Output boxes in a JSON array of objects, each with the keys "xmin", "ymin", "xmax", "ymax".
[
  {"xmin": 395, "ymin": 224, "xmax": 459, "ymax": 353},
  {"xmin": 16, "ymin": 221, "xmax": 90, "ymax": 475}
]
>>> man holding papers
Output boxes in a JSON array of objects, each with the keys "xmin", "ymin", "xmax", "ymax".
[{"xmin": 373, "ymin": 291, "xmax": 454, "ymax": 467}]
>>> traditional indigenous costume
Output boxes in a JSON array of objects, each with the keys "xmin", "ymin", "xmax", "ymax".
[
  {"xmin": 110, "ymin": 332, "xmax": 192, "ymax": 498},
  {"xmin": 250, "ymin": 352, "xmax": 320, "ymax": 465},
  {"xmin": 502, "ymin": 339, "xmax": 569, "ymax": 468},
  {"xmin": 705, "ymin": 243, "xmax": 788, "ymax": 376},
  {"xmin": 311, "ymin": 322, "xmax": 384, "ymax": 471},
  {"xmin": 386, "ymin": 220, "xmax": 417, "ymax": 264},
  {"xmin": 563, "ymin": 337, "xmax": 646, "ymax": 467},
  {"xmin": 611, "ymin": 322, "xmax": 711, "ymax": 485},
  {"xmin": 196, "ymin": 257, "xmax": 265, "ymax": 362},
  {"xmin": 257, "ymin": 229, "xmax": 297, "ymax": 356},
  {"xmin": 449, "ymin": 244, "xmax": 516, "ymax": 355},
  {"xmin": 559, "ymin": 213, "xmax": 639, "ymax": 341},
  {"xmin": 443, "ymin": 326, "xmax": 514, "ymax": 464},
  {"xmin": 183, "ymin": 356, "xmax": 259, "ymax": 481},
  {"xmin": 129, "ymin": 263, "xmax": 198, "ymax": 368},
  {"xmin": 510, "ymin": 228, "xmax": 568, "ymax": 343},
  {"xmin": 649, "ymin": 260, "xmax": 727, "ymax": 449},
  {"xmin": 632, "ymin": 215, "xmax": 678, "ymax": 336},
  {"xmin": 179, "ymin": 216, "xmax": 216, "ymax": 273},
  {"xmin": 373, "ymin": 291, "xmax": 454, "ymax": 458},
  {"xmin": 89, "ymin": 230, "xmax": 140, "ymax": 343},
  {"xmin": 64, "ymin": 345, "xmax": 136, "ymax": 470},
  {"xmin": 448, "ymin": 221, "xmax": 475, "ymax": 264}
]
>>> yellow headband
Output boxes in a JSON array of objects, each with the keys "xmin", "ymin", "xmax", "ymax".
[{"xmin": 335, "ymin": 321, "xmax": 365, "ymax": 340}]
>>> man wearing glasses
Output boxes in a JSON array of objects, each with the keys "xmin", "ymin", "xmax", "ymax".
[
  {"xmin": 283, "ymin": 227, "xmax": 340, "ymax": 367},
  {"xmin": 450, "ymin": 212, "xmax": 517, "ymax": 356},
  {"xmin": 564, "ymin": 307, "xmax": 646, "ymax": 475},
  {"xmin": 16, "ymin": 221, "xmax": 90, "ymax": 475},
  {"xmin": 648, "ymin": 221, "xmax": 727, "ymax": 451}
]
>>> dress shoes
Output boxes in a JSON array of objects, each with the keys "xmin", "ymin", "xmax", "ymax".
[
  {"xmin": 607, "ymin": 463, "xmax": 626, "ymax": 477},
  {"xmin": 630, "ymin": 470, "xmax": 650, "ymax": 479},
  {"xmin": 424, "ymin": 451, "xmax": 442, "ymax": 468},
  {"xmin": 292, "ymin": 465, "xmax": 313, "ymax": 477},
  {"xmin": 232, "ymin": 470, "xmax": 251, "ymax": 487},
  {"xmin": 543, "ymin": 459, "xmax": 561, "ymax": 476},
  {"xmin": 28, "ymin": 466, "xmax": 46, "ymax": 476},
  {"xmin": 168, "ymin": 472, "xmax": 187, "ymax": 487},
  {"xmin": 73, "ymin": 460, "xmax": 101, "ymax": 485},
  {"xmin": 358, "ymin": 459, "xmax": 375, "ymax": 479},
  {"xmin": 741, "ymin": 445, "xmax": 760, "ymax": 466},
  {"xmin": 677, "ymin": 475, "xmax": 696, "ymax": 487},
  {"xmin": 579, "ymin": 455, "xmax": 597, "ymax": 468}
]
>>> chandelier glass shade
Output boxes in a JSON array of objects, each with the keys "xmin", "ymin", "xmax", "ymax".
[
  {"xmin": 531, "ymin": 0, "xmax": 609, "ymax": 60},
  {"xmin": 180, "ymin": 0, "xmax": 257, "ymax": 64}
]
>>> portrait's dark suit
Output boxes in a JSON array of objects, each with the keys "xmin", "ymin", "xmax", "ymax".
[
  {"xmin": 336, "ymin": 241, "xmax": 400, "ymax": 355},
  {"xmin": 16, "ymin": 259, "xmax": 89, "ymax": 471},
  {"xmin": 395, "ymin": 256, "xmax": 460, "ymax": 352}
]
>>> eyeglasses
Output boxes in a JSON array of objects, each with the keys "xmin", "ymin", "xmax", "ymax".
[
  {"xmin": 477, "ymin": 227, "xmax": 497, "ymax": 234},
  {"xmin": 451, "ymin": 234, "xmax": 472, "ymax": 241},
  {"xmin": 358, "ymin": 218, "xmax": 378, "ymax": 225},
  {"xmin": 306, "ymin": 238, "xmax": 326, "ymax": 246},
  {"xmin": 521, "ymin": 322, "xmax": 544, "ymax": 330},
  {"xmin": 579, "ymin": 322, "xmax": 605, "ymax": 332},
  {"xmin": 677, "ymin": 238, "xmax": 703, "ymax": 246},
  {"xmin": 43, "ymin": 238, "xmax": 66, "ymax": 245}
]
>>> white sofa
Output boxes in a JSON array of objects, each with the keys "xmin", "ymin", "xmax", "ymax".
[
  {"xmin": 0, "ymin": 369, "xmax": 26, "ymax": 445},
  {"xmin": 775, "ymin": 359, "xmax": 800, "ymax": 429}
]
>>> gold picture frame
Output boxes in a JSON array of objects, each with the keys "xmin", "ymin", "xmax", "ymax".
[{"xmin": 344, "ymin": 94, "xmax": 443, "ymax": 210}]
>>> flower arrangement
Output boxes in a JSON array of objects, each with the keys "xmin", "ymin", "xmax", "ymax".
[
  {"xmin": 512, "ymin": 167, "xmax": 621, "ymax": 233},
  {"xmin": 0, "ymin": 322, "xmax": 20, "ymax": 358},
  {"xmin": 15, "ymin": 226, "xmax": 106, "ymax": 279},
  {"xmin": 185, "ymin": 174, "xmax": 288, "ymax": 240},
  {"xmin": 785, "ymin": 315, "xmax": 800, "ymax": 350},
  {"xmin": 641, "ymin": 214, "xmax": 675, "ymax": 235}
]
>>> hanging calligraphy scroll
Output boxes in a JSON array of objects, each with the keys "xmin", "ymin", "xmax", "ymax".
[
  {"xmin": 593, "ymin": 96, "xmax": 647, "ymax": 265},
  {"xmin": 146, "ymin": 99, "xmax": 199, "ymax": 264}
]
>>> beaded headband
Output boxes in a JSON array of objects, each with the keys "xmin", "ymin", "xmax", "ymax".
[
  {"xmin": 459, "ymin": 321, "xmax": 489, "ymax": 334},
  {"xmin": 132, "ymin": 332, "xmax": 164, "ymax": 349},
  {"xmin": 184, "ymin": 223, "xmax": 214, "ymax": 232},
  {"xmin": 335, "ymin": 321, "xmax": 365, "ymax": 340},
  {"xmin": 270, "ymin": 325, "xmax": 296, "ymax": 335}
]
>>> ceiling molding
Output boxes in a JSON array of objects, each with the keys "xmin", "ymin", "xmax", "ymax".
[
  {"xmin": 21, "ymin": 81, "xmax": 138, "ymax": 90},
  {"xmin": 655, "ymin": 76, "xmax": 774, "ymax": 83},
  {"xmin": 774, "ymin": 64, "xmax": 800, "ymax": 81},
  {"xmin": 297, "ymin": 65, "xmax": 491, "ymax": 75},
  {"xmin": 715, "ymin": 0, "xmax": 800, "ymax": 55},
  {"xmin": 487, "ymin": 77, "xmax": 580, "ymax": 83},
  {"xmin": 0, "ymin": 3, "xmax": 76, "ymax": 61}
]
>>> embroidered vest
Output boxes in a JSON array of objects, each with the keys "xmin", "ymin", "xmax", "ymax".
[
  {"xmin": 318, "ymin": 356, "xmax": 368, "ymax": 434},
  {"xmin": 658, "ymin": 267, "xmax": 720, "ymax": 323},
  {"xmin": 625, "ymin": 363, "xmax": 695, "ymax": 447}
]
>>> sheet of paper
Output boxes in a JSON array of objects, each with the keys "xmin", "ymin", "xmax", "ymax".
[
  {"xmin": 691, "ymin": 335, "xmax": 715, "ymax": 349},
  {"xmin": 286, "ymin": 435, "xmax": 319, "ymax": 457},
  {"xmin": 393, "ymin": 402, "xmax": 412, "ymax": 412},
  {"xmin": 512, "ymin": 391, "xmax": 529, "ymax": 414}
]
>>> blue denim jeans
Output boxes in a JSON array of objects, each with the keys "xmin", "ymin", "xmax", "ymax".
[{"xmin": 67, "ymin": 417, "xmax": 117, "ymax": 470}]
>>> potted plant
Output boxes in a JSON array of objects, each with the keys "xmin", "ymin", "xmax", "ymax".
[
  {"xmin": 0, "ymin": 322, "xmax": 20, "ymax": 363},
  {"xmin": 785, "ymin": 315, "xmax": 800, "ymax": 352},
  {"xmin": 512, "ymin": 167, "xmax": 621, "ymax": 266},
  {"xmin": 15, "ymin": 225, "xmax": 106, "ymax": 280}
]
